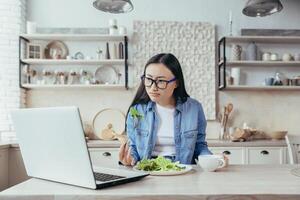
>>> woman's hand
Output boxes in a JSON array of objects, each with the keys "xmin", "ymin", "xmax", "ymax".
[
  {"xmin": 119, "ymin": 142, "xmax": 135, "ymax": 166},
  {"xmin": 223, "ymin": 154, "xmax": 229, "ymax": 167}
]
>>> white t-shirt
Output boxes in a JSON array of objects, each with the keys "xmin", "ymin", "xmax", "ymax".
[{"xmin": 152, "ymin": 103, "xmax": 176, "ymax": 156}]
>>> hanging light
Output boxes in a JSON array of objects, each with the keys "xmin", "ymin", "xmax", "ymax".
[
  {"xmin": 242, "ymin": 0, "xmax": 283, "ymax": 17},
  {"xmin": 93, "ymin": 0, "xmax": 133, "ymax": 14}
]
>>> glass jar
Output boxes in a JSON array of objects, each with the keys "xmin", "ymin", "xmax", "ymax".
[
  {"xmin": 42, "ymin": 69, "xmax": 55, "ymax": 85},
  {"xmin": 79, "ymin": 69, "xmax": 91, "ymax": 85},
  {"xmin": 67, "ymin": 69, "xmax": 79, "ymax": 85}
]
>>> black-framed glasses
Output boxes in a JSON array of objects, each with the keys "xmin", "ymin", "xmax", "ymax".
[{"xmin": 141, "ymin": 75, "xmax": 176, "ymax": 89}]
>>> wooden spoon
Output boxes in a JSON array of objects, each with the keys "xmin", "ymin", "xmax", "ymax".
[{"xmin": 224, "ymin": 103, "xmax": 233, "ymax": 139}]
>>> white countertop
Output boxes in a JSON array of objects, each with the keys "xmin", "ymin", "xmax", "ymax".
[
  {"xmin": 0, "ymin": 139, "xmax": 287, "ymax": 149},
  {"xmin": 1, "ymin": 165, "xmax": 300, "ymax": 199}
]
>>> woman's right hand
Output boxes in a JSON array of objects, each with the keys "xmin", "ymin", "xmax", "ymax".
[{"xmin": 119, "ymin": 142, "xmax": 135, "ymax": 166}]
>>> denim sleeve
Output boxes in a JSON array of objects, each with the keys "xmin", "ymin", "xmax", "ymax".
[
  {"xmin": 126, "ymin": 109, "xmax": 141, "ymax": 163},
  {"xmin": 193, "ymin": 102, "xmax": 212, "ymax": 160}
]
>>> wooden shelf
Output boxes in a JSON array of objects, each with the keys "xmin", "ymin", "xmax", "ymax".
[
  {"xmin": 20, "ymin": 34, "xmax": 126, "ymax": 41},
  {"xmin": 225, "ymin": 36, "xmax": 300, "ymax": 44},
  {"xmin": 21, "ymin": 59, "xmax": 125, "ymax": 65},
  {"xmin": 21, "ymin": 84, "xmax": 126, "ymax": 89},
  {"xmin": 224, "ymin": 85, "xmax": 300, "ymax": 91},
  {"xmin": 220, "ymin": 60, "xmax": 300, "ymax": 67}
]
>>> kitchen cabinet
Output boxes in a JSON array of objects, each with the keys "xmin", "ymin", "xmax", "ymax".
[
  {"xmin": 88, "ymin": 146, "xmax": 287, "ymax": 166},
  {"xmin": 210, "ymin": 146, "xmax": 287, "ymax": 165},
  {"xmin": 217, "ymin": 36, "xmax": 300, "ymax": 90},
  {"xmin": 8, "ymin": 147, "xmax": 29, "ymax": 187},
  {"xmin": 19, "ymin": 34, "xmax": 129, "ymax": 90},
  {"xmin": 209, "ymin": 147, "xmax": 245, "ymax": 164},
  {"xmin": 0, "ymin": 148, "xmax": 8, "ymax": 191},
  {"xmin": 247, "ymin": 147, "xmax": 286, "ymax": 164}
]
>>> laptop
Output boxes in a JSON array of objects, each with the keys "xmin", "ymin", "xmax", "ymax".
[{"xmin": 11, "ymin": 106, "xmax": 149, "ymax": 189}]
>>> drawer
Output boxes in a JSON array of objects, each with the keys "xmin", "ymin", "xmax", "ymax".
[
  {"xmin": 89, "ymin": 148, "xmax": 119, "ymax": 168},
  {"xmin": 209, "ymin": 147, "xmax": 245, "ymax": 164},
  {"xmin": 247, "ymin": 147, "xmax": 285, "ymax": 164},
  {"xmin": 0, "ymin": 149, "xmax": 9, "ymax": 191}
]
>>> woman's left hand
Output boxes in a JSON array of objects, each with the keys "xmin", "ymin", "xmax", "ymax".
[{"xmin": 223, "ymin": 154, "xmax": 229, "ymax": 167}]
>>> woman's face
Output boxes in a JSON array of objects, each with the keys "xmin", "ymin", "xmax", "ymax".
[{"xmin": 144, "ymin": 63, "xmax": 177, "ymax": 105}]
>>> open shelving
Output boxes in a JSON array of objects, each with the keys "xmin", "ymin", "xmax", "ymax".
[
  {"xmin": 19, "ymin": 34, "xmax": 129, "ymax": 89},
  {"xmin": 218, "ymin": 36, "xmax": 300, "ymax": 91}
]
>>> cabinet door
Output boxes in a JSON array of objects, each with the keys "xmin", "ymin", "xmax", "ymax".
[
  {"xmin": 89, "ymin": 148, "xmax": 119, "ymax": 168},
  {"xmin": 0, "ymin": 148, "xmax": 8, "ymax": 191},
  {"xmin": 247, "ymin": 147, "xmax": 285, "ymax": 164},
  {"xmin": 8, "ymin": 148, "xmax": 29, "ymax": 187},
  {"xmin": 209, "ymin": 147, "xmax": 245, "ymax": 164}
]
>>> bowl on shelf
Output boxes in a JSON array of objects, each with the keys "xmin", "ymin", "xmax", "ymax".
[{"xmin": 267, "ymin": 131, "xmax": 288, "ymax": 140}]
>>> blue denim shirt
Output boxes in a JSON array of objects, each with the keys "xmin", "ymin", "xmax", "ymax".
[{"xmin": 126, "ymin": 97, "xmax": 212, "ymax": 164}]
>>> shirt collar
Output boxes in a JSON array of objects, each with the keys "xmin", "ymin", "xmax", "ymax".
[{"xmin": 146, "ymin": 98, "xmax": 183, "ymax": 113}]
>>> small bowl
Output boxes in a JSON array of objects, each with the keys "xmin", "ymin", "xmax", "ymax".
[{"xmin": 267, "ymin": 131, "xmax": 288, "ymax": 140}]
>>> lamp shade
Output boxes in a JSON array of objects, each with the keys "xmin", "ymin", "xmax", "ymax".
[
  {"xmin": 242, "ymin": 0, "xmax": 283, "ymax": 17},
  {"xmin": 93, "ymin": 0, "xmax": 133, "ymax": 14}
]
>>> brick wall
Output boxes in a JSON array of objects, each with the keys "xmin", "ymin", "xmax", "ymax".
[{"xmin": 0, "ymin": 0, "xmax": 26, "ymax": 140}]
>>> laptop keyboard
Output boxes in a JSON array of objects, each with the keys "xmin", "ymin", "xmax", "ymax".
[{"xmin": 94, "ymin": 172, "xmax": 125, "ymax": 182}]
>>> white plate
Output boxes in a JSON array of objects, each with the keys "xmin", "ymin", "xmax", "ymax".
[
  {"xmin": 94, "ymin": 66, "xmax": 119, "ymax": 84},
  {"xmin": 133, "ymin": 164, "xmax": 192, "ymax": 176}
]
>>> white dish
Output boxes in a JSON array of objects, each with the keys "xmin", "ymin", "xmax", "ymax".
[
  {"xmin": 94, "ymin": 66, "xmax": 119, "ymax": 84},
  {"xmin": 133, "ymin": 164, "xmax": 192, "ymax": 176}
]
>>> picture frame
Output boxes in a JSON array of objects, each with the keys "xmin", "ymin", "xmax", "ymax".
[{"xmin": 27, "ymin": 43, "xmax": 43, "ymax": 59}]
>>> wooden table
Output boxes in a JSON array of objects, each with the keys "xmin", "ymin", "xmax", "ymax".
[{"xmin": 1, "ymin": 165, "xmax": 300, "ymax": 200}]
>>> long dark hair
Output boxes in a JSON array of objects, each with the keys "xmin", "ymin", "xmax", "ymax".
[{"xmin": 127, "ymin": 53, "xmax": 189, "ymax": 117}]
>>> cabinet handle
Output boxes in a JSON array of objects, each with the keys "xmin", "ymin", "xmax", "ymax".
[
  {"xmin": 102, "ymin": 152, "xmax": 111, "ymax": 157},
  {"xmin": 260, "ymin": 150, "xmax": 269, "ymax": 155},
  {"xmin": 223, "ymin": 150, "xmax": 231, "ymax": 155}
]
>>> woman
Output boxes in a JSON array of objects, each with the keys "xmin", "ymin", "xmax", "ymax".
[{"xmin": 119, "ymin": 53, "xmax": 214, "ymax": 166}]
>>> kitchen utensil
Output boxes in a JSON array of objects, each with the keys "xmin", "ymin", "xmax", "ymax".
[
  {"xmin": 196, "ymin": 155, "xmax": 226, "ymax": 172},
  {"xmin": 265, "ymin": 77, "xmax": 274, "ymax": 86},
  {"xmin": 270, "ymin": 53, "xmax": 279, "ymax": 61},
  {"xmin": 282, "ymin": 53, "xmax": 293, "ymax": 62},
  {"xmin": 262, "ymin": 52, "xmax": 271, "ymax": 61},
  {"xmin": 44, "ymin": 40, "xmax": 68, "ymax": 59},
  {"xmin": 94, "ymin": 66, "xmax": 118, "ymax": 84},
  {"xmin": 223, "ymin": 103, "xmax": 233, "ymax": 140},
  {"xmin": 267, "ymin": 131, "xmax": 287, "ymax": 140}
]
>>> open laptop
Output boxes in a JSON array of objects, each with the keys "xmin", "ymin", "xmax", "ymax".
[{"xmin": 11, "ymin": 106, "xmax": 149, "ymax": 189}]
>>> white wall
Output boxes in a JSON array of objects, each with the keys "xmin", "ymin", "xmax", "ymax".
[
  {"xmin": 26, "ymin": 0, "xmax": 300, "ymax": 138},
  {"xmin": 0, "ymin": 0, "xmax": 26, "ymax": 140}
]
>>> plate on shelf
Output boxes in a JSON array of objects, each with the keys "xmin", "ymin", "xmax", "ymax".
[
  {"xmin": 44, "ymin": 40, "xmax": 69, "ymax": 59},
  {"xmin": 133, "ymin": 164, "xmax": 192, "ymax": 176},
  {"xmin": 94, "ymin": 66, "xmax": 120, "ymax": 84}
]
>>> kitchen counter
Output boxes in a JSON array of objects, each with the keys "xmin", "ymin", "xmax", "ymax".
[
  {"xmin": 1, "ymin": 165, "xmax": 300, "ymax": 199},
  {"xmin": 0, "ymin": 139, "xmax": 287, "ymax": 149},
  {"xmin": 88, "ymin": 139, "xmax": 287, "ymax": 148}
]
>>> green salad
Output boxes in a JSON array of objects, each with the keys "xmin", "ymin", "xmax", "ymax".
[{"xmin": 136, "ymin": 156, "xmax": 186, "ymax": 172}]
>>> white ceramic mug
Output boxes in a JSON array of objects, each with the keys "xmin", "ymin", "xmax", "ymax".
[
  {"xmin": 270, "ymin": 53, "xmax": 279, "ymax": 61},
  {"xmin": 262, "ymin": 52, "xmax": 271, "ymax": 61},
  {"xmin": 196, "ymin": 155, "xmax": 226, "ymax": 172}
]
